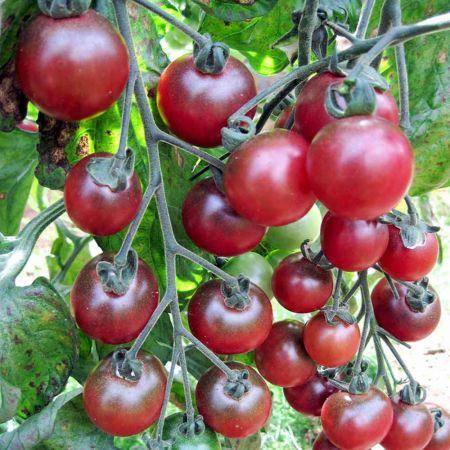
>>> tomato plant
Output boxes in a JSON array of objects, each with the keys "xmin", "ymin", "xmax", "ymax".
[{"xmin": 425, "ymin": 405, "xmax": 450, "ymax": 450}]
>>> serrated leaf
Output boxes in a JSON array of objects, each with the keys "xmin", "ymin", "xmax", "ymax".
[
  {"xmin": 193, "ymin": 0, "xmax": 277, "ymax": 22},
  {"xmin": 0, "ymin": 377, "xmax": 21, "ymax": 423}
]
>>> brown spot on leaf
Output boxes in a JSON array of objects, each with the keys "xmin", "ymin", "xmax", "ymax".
[
  {"xmin": 24, "ymin": 362, "xmax": 34, "ymax": 371},
  {"xmin": 25, "ymin": 349, "xmax": 33, "ymax": 357},
  {"xmin": 29, "ymin": 381, "xmax": 36, "ymax": 388},
  {"xmin": 13, "ymin": 335, "xmax": 23, "ymax": 345},
  {"xmin": 0, "ymin": 192, "xmax": 6, "ymax": 200},
  {"xmin": 437, "ymin": 52, "xmax": 447, "ymax": 64}
]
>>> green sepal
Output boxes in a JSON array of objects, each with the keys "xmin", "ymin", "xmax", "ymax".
[{"xmin": 38, "ymin": 0, "xmax": 91, "ymax": 18}]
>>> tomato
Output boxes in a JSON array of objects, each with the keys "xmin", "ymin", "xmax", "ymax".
[
  {"xmin": 425, "ymin": 404, "xmax": 450, "ymax": 450},
  {"xmin": 156, "ymin": 54, "xmax": 256, "ymax": 148},
  {"xmin": 274, "ymin": 105, "xmax": 302, "ymax": 132},
  {"xmin": 379, "ymin": 225, "xmax": 439, "ymax": 281},
  {"xmin": 223, "ymin": 252, "xmax": 274, "ymax": 299},
  {"xmin": 321, "ymin": 387, "xmax": 394, "ymax": 450},
  {"xmin": 264, "ymin": 203, "xmax": 322, "ymax": 251},
  {"xmin": 162, "ymin": 413, "xmax": 221, "ymax": 450},
  {"xmin": 64, "ymin": 153, "xmax": 142, "ymax": 236},
  {"xmin": 255, "ymin": 320, "xmax": 316, "ymax": 387},
  {"xmin": 16, "ymin": 118, "xmax": 38, "ymax": 133},
  {"xmin": 303, "ymin": 312, "xmax": 361, "ymax": 368},
  {"xmin": 71, "ymin": 253, "xmax": 159, "ymax": 345},
  {"xmin": 83, "ymin": 351, "xmax": 167, "ymax": 436},
  {"xmin": 307, "ymin": 116, "xmax": 413, "ymax": 220},
  {"xmin": 195, "ymin": 362, "xmax": 271, "ymax": 439},
  {"xmin": 223, "ymin": 129, "xmax": 316, "ymax": 226},
  {"xmin": 182, "ymin": 178, "xmax": 266, "ymax": 256},
  {"xmin": 371, "ymin": 278, "xmax": 441, "ymax": 342},
  {"xmin": 381, "ymin": 396, "xmax": 434, "ymax": 450},
  {"xmin": 187, "ymin": 279, "xmax": 273, "ymax": 355},
  {"xmin": 320, "ymin": 212, "xmax": 389, "ymax": 271},
  {"xmin": 312, "ymin": 431, "xmax": 340, "ymax": 450},
  {"xmin": 16, "ymin": 10, "xmax": 129, "ymax": 122},
  {"xmin": 283, "ymin": 374, "xmax": 338, "ymax": 417},
  {"xmin": 272, "ymin": 253, "xmax": 333, "ymax": 313},
  {"xmin": 294, "ymin": 71, "xmax": 399, "ymax": 141}
]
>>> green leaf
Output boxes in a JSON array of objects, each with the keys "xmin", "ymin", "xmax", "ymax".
[
  {"xmin": 193, "ymin": 0, "xmax": 277, "ymax": 22},
  {"xmin": 0, "ymin": 377, "xmax": 21, "ymax": 423},
  {"xmin": 185, "ymin": 346, "xmax": 213, "ymax": 379},
  {"xmin": 0, "ymin": 278, "xmax": 79, "ymax": 417},
  {"xmin": 0, "ymin": 129, "xmax": 38, "ymax": 235},
  {"xmin": 223, "ymin": 432, "xmax": 262, "ymax": 450},
  {"xmin": 0, "ymin": 388, "xmax": 82, "ymax": 449}
]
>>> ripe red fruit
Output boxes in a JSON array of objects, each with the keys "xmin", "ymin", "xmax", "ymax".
[
  {"xmin": 275, "ymin": 105, "xmax": 302, "ymax": 133},
  {"xmin": 313, "ymin": 431, "xmax": 340, "ymax": 450},
  {"xmin": 425, "ymin": 404, "xmax": 450, "ymax": 450}
]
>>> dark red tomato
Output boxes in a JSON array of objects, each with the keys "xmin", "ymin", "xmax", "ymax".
[
  {"xmin": 16, "ymin": 118, "xmax": 38, "ymax": 133},
  {"xmin": 381, "ymin": 396, "xmax": 434, "ymax": 450},
  {"xmin": 307, "ymin": 117, "xmax": 413, "ymax": 220},
  {"xmin": 182, "ymin": 178, "xmax": 266, "ymax": 256},
  {"xmin": 71, "ymin": 253, "xmax": 159, "ymax": 345},
  {"xmin": 425, "ymin": 404, "xmax": 450, "ymax": 450},
  {"xmin": 294, "ymin": 71, "xmax": 399, "ymax": 141},
  {"xmin": 313, "ymin": 431, "xmax": 340, "ymax": 450},
  {"xmin": 255, "ymin": 320, "xmax": 316, "ymax": 387},
  {"xmin": 303, "ymin": 312, "xmax": 361, "ymax": 368},
  {"xmin": 64, "ymin": 153, "xmax": 142, "ymax": 236},
  {"xmin": 275, "ymin": 105, "xmax": 302, "ymax": 133},
  {"xmin": 187, "ymin": 279, "xmax": 273, "ymax": 355},
  {"xmin": 371, "ymin": 278, "xmax": 441, "ymax": 342},
  {"xmin": 83, "ymin": 351, "xmax": 167, "ymax": 436},
  {"xmin": 195, "ymin": 362, "xmax": 271, "ymax": 439},
  {"xmin": 283, "ymin": 374, "xmax": 338, "ymax": 417},
  {"xmin": 224, "ymin": 130, "xmax": 316, "ymax": 226},
  {"xmin": 321, "ymin": 387, "xmax": 394, "ymax": 450},
  {"xmin": 320, "ymin": 212, "xmax": 389, "ymax": 271},
  {"xmin": 379, "ymin": 225, "xmax": 439, "ymax": 281},
  {"xmin": 156, "ymin": 54, "xmax": 256, "ymax": 148},
  {"xmin": 16, "ymin": 10, "xmax": 129, "ymax": 121},
  {"xmin": 272, "ymin": 253, "xmax": 333, "ymax": 313}
]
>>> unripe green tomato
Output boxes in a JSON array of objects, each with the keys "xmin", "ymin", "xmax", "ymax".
[
  {"xmin": 266, "ymin": 249, "xmax": 295, "ymax": 269},
  {"xmin": 162, "ymin": 413, "xmax": 221, "ymax": 450},
  {"xmin": 223, "ymin": 252, "xmax": 273, "ymax": 299},
  {"xmin": 264, "ymin": 203, "xmax": 322, "ymax": 251}
]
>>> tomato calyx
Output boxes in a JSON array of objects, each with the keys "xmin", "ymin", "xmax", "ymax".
[
  {"xmin": 193, "ymin": 33, "xmax": 230, "ymax": 74},
  {"xmin": 177, "ymin": 414, "xmax": 206, "ymax": 438},
  {"xmin": 405, "ymin": 277, "xmax": 437, "ymax": 313},
  {"xmin": 430, "ymin": 407, "xmax": 445, "ymax": 432},
  {"xmin": 96, "ymin": 249, "xmax": 138, "ymax": 295},
  {"xmin": 112, "ymin": 349, "xmax": 143, "ymax": 382},
  {"xmin": 300, "ymin": 240, "xmax": 333, "ymax": 270},
  {"xmin": 38, "ymin": 0, "xmax": 91, "ymax": 18},
  {"xmin": 221, "ymin": 115, "xmax": 256, "ymax": 151},
  {"xmin": 220, "ymin": 275, "xmax": 251, "ymax": 310},
  {"xmin": 86, "ymin": 148, "xmax": 137, "ymax": 192},
  {"xmin": 399, "ymin": 381, "xmax": 427, "ymax": 405},
  {"xmin": 322, "ymin": 305, "xmax": 356, "ymax": 326},
  {"xmin": 348, "ymin": 360, "xmax": 371, "ymax": 394},
  {"xmin": 224, "ymin": 369, "xmax": 252, "ymax": 400}
]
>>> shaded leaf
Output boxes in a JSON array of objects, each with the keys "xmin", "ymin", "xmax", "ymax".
[
  {"xmin": 0, "ymin": 377, "xmax": 21, "ymax": 423},
  {"xmin": 193, "ymin": 0, "xmax": 277, "ymax": 22}
]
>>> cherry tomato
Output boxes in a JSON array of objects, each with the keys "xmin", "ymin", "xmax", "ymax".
[
  {"xmin": 303, "ymin": 312, "xmax": 361, "ymax": 368},
  {"xmin": 157, "ymin": 55, "xmax": 256, "ymax": 148},
  {"xmin": 195, "ymin": 362, "xmax": 271, "ymax": 439},
  {"xmin": 64, "ymin": 153, "xmax": 142, "ymax": 236},
  {"xmin": 264, "ymin": 203, "xmax": 322, "ymax": 251},
  {"xmin": 321, "ymin": 387, "xmax": 394, "ymax": 450},
  {"xmin": 182, "ymin": 178, "xmax": 266, "ymax": 256},
  {"xmin": 425, "ymin": 404, "xmax": 450, "ymax": 450},
  {"xmin": 312, "ymin": 431, "xmax": 340, "ymax": 450},
  {"xmin": 274, "ymin": 105, "xmax": 302, "ymax": 132},
  {"xmin": 283, "ymin": 373, "xmax": 338, "ymax": 417},
  {"xmin": 379, "ymin": 225, "xmax": 439, "ymax": 281},
  {"xmin": 83, "ymin": 351, "xmax": 167, "ymax": 436},
  {"xmin": 187, "ymin": 279, "xmax": 273, "ymax": 355},
  {"xmin": 16, "ymin": 10, "xmax": 129, "ymax": 122},
  {"xmin": 71, "ymin": 253, "xmax": 159, "ymax": 345},
  {"xmin": 272, "ymin": 253, "xmax": 333, "ymax": 313},
  {"xmin": 255, "ymin": 320, "xmax": 316, "ymax": 387},
  {"xmin": 307, "ymin": 116, "xmax": 413, "ymax": 220},
  {"xmin": 294, "ymin": 71, "xmax": 399, "ymax": 141},
  {"xmin": 381, "ymin": 396, "xmax": 434, "ymax": 450},
  {"xmin": 16, "ymin": 118, "xmax": 38, "ymax": 133},
  {"xmin": 320, "ymin": 212, "xmax": 389, "ymax": 271},
  {"xmin": 223, "ymin": 252, "xmax": 274, "ymax": 298},
  {"xmin": 224, "ymin": 129, "xmax": 316, "ymax": 226},
  {"xmin": 371, "ymin": 278, "xmax": 441, "ymax": 342},
  {"xmin": 162, "ymin": 413, "xmax": 221, "ymax": 450}
]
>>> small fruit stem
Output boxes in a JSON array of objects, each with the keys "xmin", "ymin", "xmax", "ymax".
[
  {"xmin": 341, "ymin": 277, "xmax": 361, "ymax": 305},
  {"xmin": 332, "ymin": 269, "xmax": 343, "ymax": 311},
  {"xmin": 355, "ymin": 0, "xmax": 376, "ymax": 39}
]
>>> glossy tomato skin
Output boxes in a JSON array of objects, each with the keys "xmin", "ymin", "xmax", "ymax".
[
  {"xmin": 320, "ymin": 212, "xmax": 389, "ymax": 271},
  {"xmin": 224, "ymin": 129, "xmax": 316, "ymax": 226},
  {"xmin": 321, "ymin": 387, "xmax": 394, "ymax": 450},
  {"xmin": 157, "ymin": 55, "xmax": 256, "ymax": 148},
  {"xmin": 16, "ymin": 10, "xmax": 129, "ymax": 121},
  {"xmin": 307, "ymin": 116, "xmax": 413, "ymax": 220},
  {"xmin": 255, "ymin": 320, "xmax": 316, "ymax": 387},
  {"xmin": 71, "ymin": 254, "xmax": 159, "ymax": 345},
  {"xmin": 294, "ymin": 72, "xmax": 399, "ymax": 141},
  {"xmin": 187, "ymin": 279, "xmax": 273, "ymax": 355},
  {"xmin": 196, "ymin": 362, "xmax": 272, "ymax": 439},
  {"xmin": 381, "ymin": 396, "xmax": 434, "ymax": 450},
  {"xmin": 83, "ymin": 351, "xmax": 167, "ymax": 436},
  {"xmin": 64, "ymin": 153, "xmax": 142, "ymax": 236},
  {"xmin": 272, "ymin": 253, "xmax": 333, "ymax": 313},
  {"xmin": 312, "ymin": 431, "xmax": 340, "ymax": 450},
  {"xmin": 371, "ymin": 278, "xmax": 441, "ymax": 342},
  {"xmin": 379, "ymin": 225, "xmax": 439, "ymax": 281},
  {"xmin": 283, "ymin": 374, "xmax": 338, "ymax": 416},
  {"xmin": 425, "ymin": 404, "xmax": 450, "ymax": 450},
  {"xmin": 182, "ymin": 178, "xmax": 266, "ymax": 256},
  {"xmin": 303, "ymin": 313, "xmax": 361, "ymax": 368}
]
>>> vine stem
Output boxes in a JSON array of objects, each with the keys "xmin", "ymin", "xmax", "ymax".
[
  {"xmin": 332, "ymin": 269, "xmax": 343, "ymax": 310},
  {"xmin": 355, "ymin": 0, "xmax": 376, "ymax": 39},
  {"xmin": 341, "ymin": 277, "xmax": 361, "ymax": 304},
  {"xmin": 381, "ymin": 333, "xmax": 416, "ymax": 383}
]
